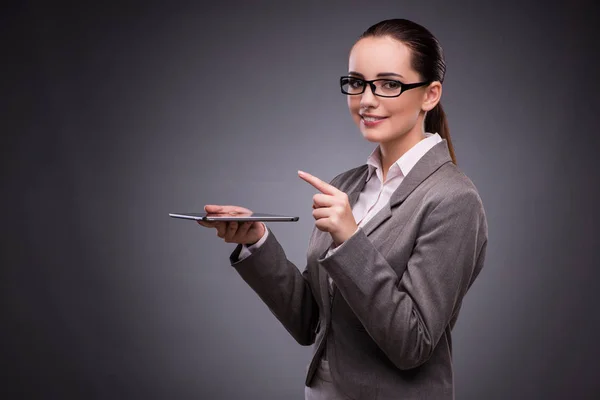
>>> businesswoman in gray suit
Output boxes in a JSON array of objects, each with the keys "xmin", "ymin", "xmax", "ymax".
[{"xmin": 198, "ymin": 18, "xmax": 488, "ymax": 400}]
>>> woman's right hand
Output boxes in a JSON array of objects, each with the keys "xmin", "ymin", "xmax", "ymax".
[{"xmin": 197, "ymin": 205, "xmax": 266, "ymax": 245}]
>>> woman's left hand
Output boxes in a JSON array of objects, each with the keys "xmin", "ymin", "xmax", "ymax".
[{"xmin": 298, "ymin": 170, "xmax": 358, "ymax": 247}]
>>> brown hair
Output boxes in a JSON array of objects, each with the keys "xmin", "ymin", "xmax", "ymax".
[{"xmin": 359, "ymin": 19, "xmax": 457, "ymax": 164}]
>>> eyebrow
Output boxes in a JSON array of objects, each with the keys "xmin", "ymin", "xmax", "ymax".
[{"xmin": 348, "ymin": 71, "xmax": 405, "ymax": 79}]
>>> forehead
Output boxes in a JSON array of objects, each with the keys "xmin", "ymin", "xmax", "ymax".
[{"xmin": 348, "ymin": 36, "xmax": 415, "ymax": 78}]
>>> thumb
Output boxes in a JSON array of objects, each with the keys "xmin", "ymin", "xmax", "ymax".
[
  {"xmin": 205, "ymin": 204, "xmax": 222, "ymax": 213},
  {"xmin": 204, "ymin": 204, "xmax": 253, "ymax": 214}
]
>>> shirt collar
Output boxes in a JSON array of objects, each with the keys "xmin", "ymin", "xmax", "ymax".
[{"xmin": 366, "ymin": 132, "xmax": 443, "ymax": 182}]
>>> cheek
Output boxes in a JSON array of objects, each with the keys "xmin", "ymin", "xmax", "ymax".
[
  {"xmin": 347, "ymin": 97, "xmax": 361, "ymax": 119},
  {"xmin": 387, "ymin": 98, "xmax": 420, "ymax": 121},
  {"xmin": 375, "ymin": 99, "xmax": 421, "ymax": 136},
  {"xmin": 347, "ymin": 96, "xmax": 357, "ymax": 111}
]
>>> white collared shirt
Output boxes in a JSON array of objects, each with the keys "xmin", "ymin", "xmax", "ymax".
[{"xmin": 239, "ymin": 133, "xmax": 443, "ymax": 261}]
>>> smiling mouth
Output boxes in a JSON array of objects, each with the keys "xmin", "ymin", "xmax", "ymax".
[
  {"xmin": 362, "ymin": 116, "xmax": 387, "ymax": 122},
  {"xmin": 360, "ymin": 113, "xmax": 389, "ymax": 123}
]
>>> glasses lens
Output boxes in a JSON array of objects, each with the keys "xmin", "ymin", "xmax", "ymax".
[
  {"xmin": 341, "ymin": 77, "xmax": 364, "ymax": 94},
  {"xmin": 374, "ymin": 80, "xmax": 402, "ymax": 97}
]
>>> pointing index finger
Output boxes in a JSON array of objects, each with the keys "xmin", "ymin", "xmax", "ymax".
[{"xmin": 298, "ymin": 170, "xmax": 339, "ymax": 195}]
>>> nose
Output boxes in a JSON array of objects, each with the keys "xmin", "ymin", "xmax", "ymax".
[{"xmin": 360, "ymin": 82, "xmax": 379, "ymax": 109}]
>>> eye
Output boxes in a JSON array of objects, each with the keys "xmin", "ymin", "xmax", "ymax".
[
  {"xmin": 382, "ymin": 80, "xmax": 401, "ymax": 90},
  {"xmin": 347, "ymin": 77, "xmax": 364, "ymax": 89}
]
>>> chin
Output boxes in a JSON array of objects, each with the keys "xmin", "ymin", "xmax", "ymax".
[{"xmin": 359, "ymin": 127, "xmax": 391, "ymax": 143}]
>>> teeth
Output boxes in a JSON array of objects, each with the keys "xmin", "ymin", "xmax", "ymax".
[{"xmin": 363, "ymin": 116, "xmax": 383, "ymax": 122}]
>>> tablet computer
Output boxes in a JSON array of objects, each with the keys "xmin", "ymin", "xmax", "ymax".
[{"xmin": 169, "ymin": 212, "xmax": 299, "ymax": 222}]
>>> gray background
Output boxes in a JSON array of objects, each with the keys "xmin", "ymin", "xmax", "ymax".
[{"xmin": 2, "ymin": 1, "xmax": 600, "ymax": 399}]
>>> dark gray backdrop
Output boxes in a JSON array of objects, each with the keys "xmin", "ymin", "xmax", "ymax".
[{"xmin": 2, "ymin": 1, "xmax": 599, "ymax": 399}]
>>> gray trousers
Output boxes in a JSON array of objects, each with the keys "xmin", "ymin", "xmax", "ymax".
[{"xmin": 304, "ymin": 359, "xmax": 353, "ymax": 400}]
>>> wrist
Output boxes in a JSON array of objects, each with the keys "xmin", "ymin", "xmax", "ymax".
[
  {"xmin": 333, "ymin": 224, "xmax": 358, "ymax": 247},
  {"xmin": 245, "ymin": 222, "xmax": 266, "ymax": 246}
]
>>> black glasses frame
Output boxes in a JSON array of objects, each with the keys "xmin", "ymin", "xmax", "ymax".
[{"xmin": 339, "ymin": 76, "xmax": 431, "ymax": 98}]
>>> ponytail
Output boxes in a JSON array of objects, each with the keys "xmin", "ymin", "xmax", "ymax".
[{"xmin": 425, "ymin": 102, "xmax": 456, "ymax": 164}]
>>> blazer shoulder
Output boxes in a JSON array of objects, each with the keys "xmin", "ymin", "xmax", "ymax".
[
  {"xmin": 426, "ymin": 163, "xmax": 485, "ymax": 211},
  {"xmin": 420, "ymin": 164, "xmax": 488, "ymax": 244}
]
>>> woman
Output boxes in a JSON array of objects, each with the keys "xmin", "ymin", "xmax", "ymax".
[{"xmin": 198, "ymin": 18, "xmax": 488, "ymax": 400}]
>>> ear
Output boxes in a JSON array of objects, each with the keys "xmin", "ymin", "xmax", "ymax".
[{"xmin": 421, "ymin": 81, "xmax": 442, "ymax": 112}]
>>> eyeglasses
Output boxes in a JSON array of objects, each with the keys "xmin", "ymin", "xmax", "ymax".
[{"xmin": 340, "ymin": 76, "xmax": 430, "ymax": 98}]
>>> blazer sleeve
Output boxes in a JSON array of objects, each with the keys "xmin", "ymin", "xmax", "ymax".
[
  {"xmin": 319, "ymin": 186, "xmax": 488, "ymax": 370},
  {"xmin": 229, "ymin": 228, "xmax": 320, "ymax": 346}
]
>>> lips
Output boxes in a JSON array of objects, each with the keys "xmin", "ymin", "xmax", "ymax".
[
  {"xmin": 362, "ymin": 116, "xmax": 386, "ymax": 122},
  {"xmin": 360, "ymin": 114, "xmax": 388, "ymax": 127}
]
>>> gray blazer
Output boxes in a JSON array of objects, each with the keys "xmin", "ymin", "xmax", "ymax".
[{"xmin": 229, "ymin": 140, "xmax": 488, "ymax": 399}]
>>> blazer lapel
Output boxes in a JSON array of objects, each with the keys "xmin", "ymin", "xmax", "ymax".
[
  {"xmin": 345, "ymin": 167, "xmax": 369, "ymax": 206},
  {"xmin": 362, "ymin": 140, "xmax": 453, "ymax": 237}
]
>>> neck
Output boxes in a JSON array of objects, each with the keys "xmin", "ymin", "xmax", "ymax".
[{"xmin": 378, "ymin": 125, "xmax": 425, "ymax": 181}]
